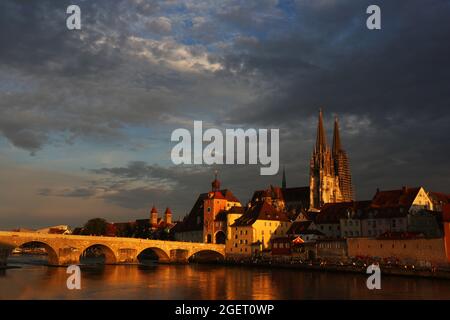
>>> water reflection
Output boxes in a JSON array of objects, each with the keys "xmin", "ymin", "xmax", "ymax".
[{"xmin": 1, "ymin": 255, "xmax": 450, "ymax": 300}]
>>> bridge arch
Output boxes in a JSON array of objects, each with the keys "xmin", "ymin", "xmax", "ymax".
[
  {"xmin": 188, "ymin": 249, "xmax": 225, "ymax": 263},
  {"xmin": 80, "ymin": 244, "xmax": 117, "ymax": 264},
  {"xmin": 15, "ymin": 240, "xmax": 59, "ymax": 265},
  {"xmin": 137, "ymin": 247, "xmax": 170, "ymax": 263}
]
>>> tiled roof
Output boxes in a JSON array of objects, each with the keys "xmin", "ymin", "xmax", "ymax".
[
  {"xmin": 362, "ymin": 206, "xmax": 409, "ymax": 219},
  {"xmin": 214, "ymin": 206, "xmax": 244, "ymax": 222},
  {"xmin": 282, "ymin": 186, "xmax": 310, "ymax": 204},
  {"xmin": 443, "ymin": 204, "xmax": 450, "ymax": 222},
  {"xmin": 371, "ymin": 187, "xmax": 421, "ymax": 208},
  {"xmin": 287, "ymin": 221, "xmax": 312, "ymax": 234},
  {"xmin": 429, "ymin": 191, "xmax": 450, "ymax": 204},
  {"xmin": 172, "ymin": 189, "xmax": 240, "ymax": 233},
  {"xmin": 232, "ymin": 200, "xmax": 289, "ymax": 227},
  {"xmin": 250, "ymin": 186, "xmax": 310, "ymax": 209},
  {"xmin": 315, "ymin": 201, "xmax": 371, "ymax": 224},
  {"xmin": 171, "ymin": 193, "xmax": 207, "ymax": 233}
]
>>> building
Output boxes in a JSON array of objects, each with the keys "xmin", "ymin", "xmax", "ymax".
[
  {"xmin": 360, "ymin": 186, "xmax": 439, "ymax": 237},
  {"xmin": 35, "ymin": 225, "xmax": 71, "ymax": 235},
  {"xmin": 309, "ymin": 110, "xmax": 353, "ymax": 209},
  {"xmin": 214, "ymin": 206, "xmax": 245, "ymax": 244},
  {"xmin": 250, "ymin": 185, "xmax": 310, "ymax": 216},
  {"xmin": 315, "ymin": 201, "xmax": 370, "ymax": 238},
  {"xmin": 371, "ymin": 186, "xmax": 434, "ymax": 213},
  {"xmin": 347, "ymin": 233, "xmax": 448, "ymax": 267},
  {"xmin": 226, "ymin": 200, "xmax": 291, "ymax": 257},
  {"xmin": 286, "ymin": 220, "xmax": 324, "ymax": 242},
  {"xmin": 172, "ymin": 174, "xmax": 241, "ymax": 243},
  {"xmin": 429, "ymin": 191, "xmax": 450, "ymax": 212},
  {"xmin": 443, "ymin": 204, "xmax": 450, "ymax": 263}
]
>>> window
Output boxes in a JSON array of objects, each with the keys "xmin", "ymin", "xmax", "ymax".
[{"xmin": 207, "ymin": 207, "xmax": 211, "ymax": 212}]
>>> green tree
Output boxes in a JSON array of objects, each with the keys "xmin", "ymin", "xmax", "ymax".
[{"xmin": 82, "ymin": 218, "xmax": 108, "ymax": 236}]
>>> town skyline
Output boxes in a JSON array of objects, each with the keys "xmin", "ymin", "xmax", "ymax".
[
  {"xmin": 2, "ymin": 109, "xmax": 449, "ymax": 231},
  {"xmin": 1, "ymin": 0, "xmax": 450, "ymax": 229}
]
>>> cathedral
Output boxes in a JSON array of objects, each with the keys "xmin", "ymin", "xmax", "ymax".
[{"xmin": 309, "ymin": 110, "xmax": 354, "ymax": 210}]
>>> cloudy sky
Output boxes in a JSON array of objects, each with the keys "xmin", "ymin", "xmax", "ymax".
[{"xmin": 0, "ymin": 0, "xmax": 449, "ymax": 229}]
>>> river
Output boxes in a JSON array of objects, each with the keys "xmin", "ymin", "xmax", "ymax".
[{"xmin": 1, "ymin": 255, "xmax": 450, "ymax": 299}]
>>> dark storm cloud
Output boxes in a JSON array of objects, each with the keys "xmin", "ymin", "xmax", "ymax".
[
  {"xmin": 0, "ymin": 0, "xmax": 253, "ymax": 153},
  {"xmin": 220, "ymin": 0, "xmax": 450, "ymax": 123},
  {"xmin": 214, "ymin": 0, "xmax": 450, "ymax": 198}
]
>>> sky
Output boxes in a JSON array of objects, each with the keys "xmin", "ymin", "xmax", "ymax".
[{"xmin": 0, "ymin": 0, "xmax": 449, "ymax": 229}]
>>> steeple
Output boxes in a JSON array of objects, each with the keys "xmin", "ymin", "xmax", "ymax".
[
  {"xmin": 332, "ymin": 116, "xmax": 342, "ymax": 155},
  {"xmin": 282, "ymin": 166, "xmax": 286, "ymax": 189},
  {"xmin": 211, "ymin": 170, "xmax": 221, "ymax": 192},
  {"xmin": 150, "ymin": 205, "xmax": 158, "ymax": 226},
  {"xmin": 315, "ymin": 108, "xmax": 327, "ymax": 152},
  {"xmin": 164, "ymin": 207, "xmax": 172, "ymax": 225}
]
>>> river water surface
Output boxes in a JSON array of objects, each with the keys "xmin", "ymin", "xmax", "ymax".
[{"xmin": 1, "ymin": 255, "xmax": 450, "ymax": 299}]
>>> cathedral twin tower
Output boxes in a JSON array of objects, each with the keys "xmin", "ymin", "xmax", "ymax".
[{"xmin": 309, "ymin": 110, "xmax": 354, "ymax": 209}]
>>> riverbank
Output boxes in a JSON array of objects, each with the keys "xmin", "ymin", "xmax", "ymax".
[{"xmin": 221, "ymin": 259, "xmax": 450, "ymax": 280}]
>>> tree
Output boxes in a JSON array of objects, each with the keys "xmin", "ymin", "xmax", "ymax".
[{"xmin": 82, "ymin": 218, "xmax": 108, "ymax": 236}]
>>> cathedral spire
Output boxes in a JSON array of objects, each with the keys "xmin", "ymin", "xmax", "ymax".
[
  {"xmin": 282, "ymin": 166, "xmax": 286, "ymax": 189},
  {"xmin": 315, "ymin": 108, "xmax": 327, "ymax": 152},
  {"xmin": 332, "ymin": 116, "xmax": 342, "ymax": 155}
]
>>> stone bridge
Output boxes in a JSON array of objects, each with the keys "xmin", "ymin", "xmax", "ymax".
[{"xmin": 0, "ymin": 231, "xmax": 225, "ymax": 266}]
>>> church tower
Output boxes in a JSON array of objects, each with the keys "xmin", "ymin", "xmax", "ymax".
[
  {"xmin": 332, "ymin": 117, "xmax": 354, "ymax": 201},
  {"xmin": 309, "ymin": 110, "xmax": 343, "ymax": 209}
]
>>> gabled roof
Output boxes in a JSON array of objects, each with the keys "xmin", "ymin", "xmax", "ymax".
[
  {"xmin": 282, "ymin": 187, "xmax": 310, "ymax": 205},
  {"xmin": 443, "ymin": 204, "xmax": 450, "ymax": 222},
  {"xmin": 172, "ymin": 189, "xmax": 241, "ymax": 233},
  {"xmin": 232, "ymin": 200, "xmax": 289, "ymax": 227},
  {"xmin": 362, "ymin": 206, "xmax": 409, "ymax": 219},
  {"xmin": 315, "ymin": 201, "xmax": 371, "ymax": 224},
  {"xmin": 220, "ymin": 189, "xmax": 240, "ymax": 203},
  {"xmin": 287, "ymin": 221, "xmax": 312, "ymax": 234},
  {"xmin": 429, "ymin": 191, "xmax": 450, "ymax": 205},
  {"xmin": 214, "ymin": 206, "xmax": 245, "ymax": 222},
  {"xmin": 171, "ymin": 193, "xmax": 207, "ymax": 233},
  {"xmin": 371, "ymin": 187, "xmax": 421, "ymax": 208}
]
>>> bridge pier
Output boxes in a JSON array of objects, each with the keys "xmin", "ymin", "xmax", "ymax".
[
  {"xmin": 170, "ymin": 249, "xmax": 189, "ymax": 263},
  {"xmin": 0, "ymin": 248, "xmax": 10, "ymax": 267},
  {"xmin": 56, "ymin": 247, "xmax": 81, "ymax": 266}
]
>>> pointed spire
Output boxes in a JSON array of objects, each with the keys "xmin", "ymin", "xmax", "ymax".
[
  {"xmin": 282, "ymin": 166, "xmax": 286, "ymax": 189},
  {"xmin": 211, "ymin": 169, "xmax": 221, "ymax": 191},
  {"xmin": 332, "ymin": 116, "xmax": 342, "ymax": 154},
  {"xmin": 150, "ymin": 205, "xmax": 158, "ymax": 214},
  {"xmin": 315, "ymin": 108, "xmax": 327, "ymax": 152}
]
